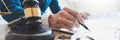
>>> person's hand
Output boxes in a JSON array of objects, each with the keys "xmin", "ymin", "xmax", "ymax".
[
  {"xmin": 48, "ymin": 7, "xmax": 89, "ymax": 31},
  {"xmin": 80, "ymin": 12, "xmax": 90, "ymax": 20}
]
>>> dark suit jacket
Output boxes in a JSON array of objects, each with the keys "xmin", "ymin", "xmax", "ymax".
[{"xmin": 0, "ymin": 0, "xmax": 61, "ymax": 22}]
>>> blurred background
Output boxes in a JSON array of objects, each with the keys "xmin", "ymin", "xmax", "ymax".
[{"xmin": 0, "ymin": 0, "xmax": 120, "ymax": 40}]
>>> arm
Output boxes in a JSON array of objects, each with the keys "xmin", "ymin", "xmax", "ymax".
[
  {"xmin": 0, "ymin": 0, "xmax": 24, "ymax": 22},
  {"xmin": 41, "ymin": 0, "xmax": 61, "ymax": 26},
  {"xmin": 49, "ymin": 0, "xmax": 61, "ymax": 14}
]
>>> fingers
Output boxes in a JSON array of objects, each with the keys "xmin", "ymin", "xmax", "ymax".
[
  {"xmin": 59, "ymin": 10, "xmax": 77, "ymax": 22},
  {"xmin": 80, "ymin": 12, "xmax": 90, "ymax": 20},
  {"xmin": 54, "ymin": 10, "xmax": 77, "ymax": 30},
  {"xmin": 48, "ymin": 7, "xmax": 89, "ymax": 31},
  {"xmin": 80, "ymin": 13, "xmax": 87, "ymax": 19},
  {"xmin": 57, "ymin": 10, "xmax": 80, "ymax": 28},
  {"xmin": 62, "ymin": 7, "xmax": 79, "ymax": 18},
  {"xmin": 84, "ymin": 12, "xmax": 90, "ymax": 16},
  {"xmin": 48, "ymin": 14, "xmax": 57, "ymax": 27},
  {"xmin": 48, "ymin": 10, "xmax": 80, "ymax": 30},
  {"xmin": 58, "ymin": 10, "xmax": 78, "ymax": 26},
  {"xmin": 63, "ymin": 7, "xmax": 84, "ymax": 24},
  {"xmin": 78, "ymin": 13, "xmax": 84, "ymax": 24},
  {"xmin": 55, "ymin": 17, "xmax": 74, "ymax": 30}
]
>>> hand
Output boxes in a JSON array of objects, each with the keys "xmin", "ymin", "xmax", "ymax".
[
  {"xmin": 80, "ymin": 12, "xmax": 90, "ymax": 20},
  {"xmin": 48, "ymin": 7, "xmax": 89, "ymax": 31}
]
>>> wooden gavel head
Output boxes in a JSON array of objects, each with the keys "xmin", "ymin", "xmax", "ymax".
[{"xmin": 22, "ymin": 0, "xmax": 41, "ymax": 18}]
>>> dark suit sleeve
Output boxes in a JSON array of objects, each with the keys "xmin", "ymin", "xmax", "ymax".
[
  {"xmin": 0, "ymin": 0, "xmax": 24, "ymax": 22},
  {"xmin": 49, "ymin": 0, "xmax": 61, "ymax": 14}
]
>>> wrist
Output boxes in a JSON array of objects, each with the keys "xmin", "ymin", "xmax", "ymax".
[{"xmin": 41, "ymin": 13, "xmax": 52, "ymax": 26}]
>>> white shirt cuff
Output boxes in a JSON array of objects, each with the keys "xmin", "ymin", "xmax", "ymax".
[{"xmin": 41, "ymin": 13, "xmax": 52, "ymax": 26}]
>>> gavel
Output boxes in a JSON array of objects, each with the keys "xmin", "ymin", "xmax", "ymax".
[
  {"xmin": 2, "ymin": 0, "xmax": 74, "ymax": 40},
  {"xmin": 6, "ymin": 0, "xmax": 54, "ymax": 40}
]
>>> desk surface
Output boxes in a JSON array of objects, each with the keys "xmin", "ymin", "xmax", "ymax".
[
  {"xmin": 72, "ymin": 18, "xmax": 120, "ymax": 40},
  {"xmin": 0, "ymin": 17, "xmax": 120, "ymax": 40}
]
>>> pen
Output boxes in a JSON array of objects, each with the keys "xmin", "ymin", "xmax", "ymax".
[
  {"xmin": 78, "ymin": 13, "xmax": 90, "ymax": 31},
  {"xmin": 79, "ymin": 23, "xmax": 90, "ymax": 31}
]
